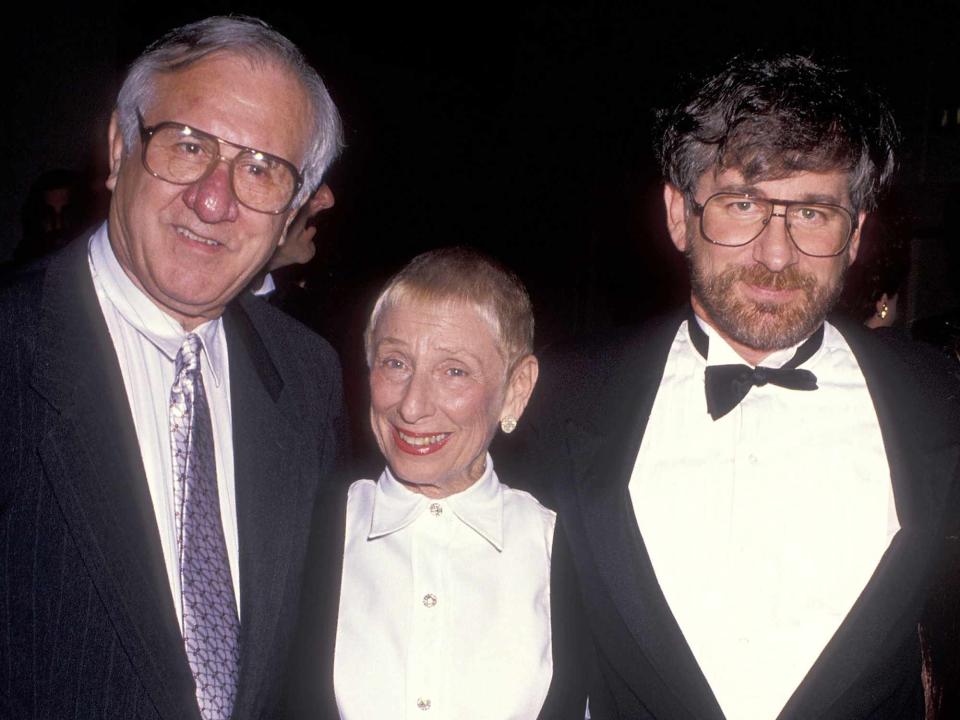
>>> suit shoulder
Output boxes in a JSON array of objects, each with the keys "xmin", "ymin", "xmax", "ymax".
[
  {"xmin": 0, "ymin": 258, "xmax": 47, "ymax": 326},
  {"xmin": 531, "ymin": 312, "xmax": 683, "ymax": 420},
  {"xmin": 239, "ymin": 293, "xmax": 341, "ymax": 370},
  {"xmin": 839, "ymin": 321, "xmax": 960, "ymax": 412},
  {"xmin": 0, "ymin": 260, "xmax": 51, "ymax": 380}
]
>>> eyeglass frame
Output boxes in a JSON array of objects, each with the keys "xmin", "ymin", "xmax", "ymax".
[
  {"xmin": 687, "ymin": 192, "xmax": 859, "ymax": 258},
  {"xmin": 136, "ymin": 109, "xmax": 304, "ymax": 215}
]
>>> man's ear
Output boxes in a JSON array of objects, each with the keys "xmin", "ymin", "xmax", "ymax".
[
  {"xmin": 848, "ymin": 211, "xmax": 868, "ymax": 265},
  {"xmin": 664, "ymin": 183, "xmax": 690, "ymax": 252},
  {"xmin": 310, "ymin": 183, "xmax": 335, "ymax": 212},
  {"xmin": 106, "ymin": 111, "xmax": 125, "ymax": 192}
]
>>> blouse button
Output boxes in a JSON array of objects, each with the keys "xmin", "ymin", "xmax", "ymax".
[
  {"xmin": 423, "ymin": 593, "xmax": 438, "ymax": 608},
  {"xmin": 417, "ymin": 697, "xmax": 432, "ymax": 710},
  {"xmin": 429, "ymin": 503, "xmax": 443, "ymax": 516}
]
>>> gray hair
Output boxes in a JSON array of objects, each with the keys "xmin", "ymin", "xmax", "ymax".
[
  {"xmin": 115, "ymin": 15, "xmax": 342, "ymax": 206},
  {"xmin": 364, "ymin": 247, "xmax": 535, "ymax": 374}
]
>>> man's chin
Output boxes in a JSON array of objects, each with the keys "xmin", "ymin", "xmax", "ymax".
[{"xmin": 721, "ymin": 302, "xmax": 821, "ymax": 352}]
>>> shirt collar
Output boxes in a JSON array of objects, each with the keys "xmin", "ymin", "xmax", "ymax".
[
  {"xmin": 688, "ymin": 312, "xmax": 822, "ymax": 370},
  {"xmin": 368, "ymin": 453, "xmax": 505, "ymax": 551},
  {"xmin": 88, "ymin": 222, "xmax": 226, "ymax": 387},
  {"xmin": 252, "ymin": 272, "xmax": 276, "ymax": 298}
]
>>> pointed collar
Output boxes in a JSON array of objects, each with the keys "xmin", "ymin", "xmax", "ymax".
[
  {"xmin": 688, "ymin": 312, "xmax": 824, "ymax": 370},
  {"xmin": 368, "ymin": 453, "xmax": 505, "ymax": 551},
  {"xmin": 87, "ymin": 222, "xmax": 226, "ymax": 387}
]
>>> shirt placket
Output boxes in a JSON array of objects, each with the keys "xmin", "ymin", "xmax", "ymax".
[{"xmin": 406, "ymin": 499, "xmax": 450, "ymax": 719}]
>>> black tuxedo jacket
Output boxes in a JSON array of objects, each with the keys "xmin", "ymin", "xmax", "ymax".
[
  {"xmin": 0, "ymin": 236, "xmax": 346, "ymax": 719},
  {"xmin": 520, "ymin": 310, "xmax": 960, "ymax": 720}
]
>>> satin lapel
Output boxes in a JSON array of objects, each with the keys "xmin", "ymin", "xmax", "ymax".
[
  {"xmin": 29, "ymin": 240, "xmax": 201, "ymax": 720},
  {"xmin": 570, "ymin": 312, "xmax": 725, "ymax": 720},
  {"xmin": 225, "ymin": 301, "xmax": 314, "ymax": 719},
  {"xmin": 778, "ymin": 325, "xmax": 960, "ymax": 719}
]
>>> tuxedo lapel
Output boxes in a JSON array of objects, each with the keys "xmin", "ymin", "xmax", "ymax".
[
  {"xmin": 567, "ymin": 312, "xmax": 725, "ymax": 719},
  {"xmin": 225, "ymin": 300, "xmax": 317, "ymax": 719},
  {"xmin": 777, "ymin": 325, "xmax": 960, "ymax": 719},
  {"xmin": 29, "ymin": 239, "xmax": 201, "ymax": 720}
]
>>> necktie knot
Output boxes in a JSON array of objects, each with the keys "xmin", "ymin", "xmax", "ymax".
[
  {"xmin": 751, "ymin": 367, "xmax": 770, "ymax": 386},
  {"xmin": 175, "ymin": 334, "xmax": 203, "ymax": 378}
]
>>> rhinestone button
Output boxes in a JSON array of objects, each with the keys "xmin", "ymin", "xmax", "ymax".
[
  {"xmin": 417, "ymin": 697, "xmax": 432, "ymax": 711},
  {"xmin": 429, "ymin": 503, "xmax": 443, "ymax": 516},
  {"xmin": 423, "ymin": 593, "xmax": 438, "ymax": 608}
]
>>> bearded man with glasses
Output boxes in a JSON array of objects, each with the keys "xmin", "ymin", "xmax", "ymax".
[
  {"xmin": 522, "ymin": 54, "xmax": 960, "ymax": 719},
  {"xmin": 0, "ymin": 16, "xmax": 345, "ymax": 720}
]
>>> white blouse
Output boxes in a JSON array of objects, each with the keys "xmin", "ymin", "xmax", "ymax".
[{"xmin": 334, "ymin": 455, "xmax": 556, "ymax": 720}]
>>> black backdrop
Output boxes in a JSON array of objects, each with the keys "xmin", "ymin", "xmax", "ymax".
[{"xmin": 7, "ymin": 1, "xmax": 960, "ymax": 350}]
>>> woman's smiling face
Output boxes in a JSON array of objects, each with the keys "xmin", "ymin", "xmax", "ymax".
[{"xmin": 368, "ymin": 298, "xmax": 510, "ymax": 498}]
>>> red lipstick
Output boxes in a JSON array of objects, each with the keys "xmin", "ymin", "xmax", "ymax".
[{"xmin": 391, "ymin": 426, "xmax": 452, "ymax": 456}]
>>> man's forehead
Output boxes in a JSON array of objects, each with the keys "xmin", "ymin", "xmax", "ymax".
[
  {"xmin": 698, "ymin": 167, "xmax": 853, "ymax": 202},
  {"xmin": 143, "ymin": 53, "xmax": 311, "ymax": 160}
]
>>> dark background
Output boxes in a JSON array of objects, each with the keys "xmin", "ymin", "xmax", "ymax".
[{"xmin": 7, "ymin": 1, "xmax": 960, "ymax": 353}]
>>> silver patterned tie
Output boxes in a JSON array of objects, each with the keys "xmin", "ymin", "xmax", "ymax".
[{"xmin": 170, "ymin": 334, "xmax": 240, "ymax": 720}]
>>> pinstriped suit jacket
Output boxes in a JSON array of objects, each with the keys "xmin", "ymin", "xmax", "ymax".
[{"xmin": 0, "ymin": 236, "xmax": 346, "ymax": 719}]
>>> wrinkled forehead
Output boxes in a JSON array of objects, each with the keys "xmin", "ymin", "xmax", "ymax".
[
  {"xmin": 143, "ymin": 52, "xmax": 313, "ymax": 160},
  {"xmin": 383, "ymin": 293, "xmax": 503, "ymax": 341},
  {"xmin": 369, "ymin": 291, "xmax": 509, "ymax": 364}
]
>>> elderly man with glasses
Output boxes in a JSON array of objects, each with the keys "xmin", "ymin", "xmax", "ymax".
[
  {"xmin": 523, "ymin": 54, "xmax": 960, "ymax": 719},
  {"xmin": 0, "ymin": 16, "xmax": 345, "ymax": 720}
]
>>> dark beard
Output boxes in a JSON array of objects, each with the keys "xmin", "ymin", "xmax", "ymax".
[{"xmin": 687, "ymin": 244, "xmax": 848, "ymax": 352}]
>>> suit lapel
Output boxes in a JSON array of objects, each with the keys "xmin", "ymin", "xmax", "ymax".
[
  {"xmin": 30, "ymin": 239, "xmax": 201, "ymax": 720},
  {"xmin": 225, "ymin": 299, "xmax": 315, "ymax": 719},
  {"xmin": 778, "ymin": 324, "xmax": 960, "ymax": 718},
  {"xmin": 568, "ymin": 311, "xmax": 726, "ymax": 719}
]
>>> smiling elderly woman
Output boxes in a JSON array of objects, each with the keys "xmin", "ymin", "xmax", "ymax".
[{"xmin": 297, "ymin": 247, "xmax": 587, "ymax": 720}]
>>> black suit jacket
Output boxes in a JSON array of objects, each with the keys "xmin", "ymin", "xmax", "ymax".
[
  {"xmin": 520, "ymin": 310, "xmax": 960, "ymax": 720},
  {"xmin": 0, "ymin": 236, "xmax": 346, "ymax": 719}
]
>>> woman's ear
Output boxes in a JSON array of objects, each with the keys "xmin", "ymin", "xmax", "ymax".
[{"xmin": 501, "ymin": 355, "xmax": 539, "ymax": 426}]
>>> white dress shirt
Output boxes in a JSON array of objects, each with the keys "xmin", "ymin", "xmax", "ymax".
[
  {"xmin": 629, "ymin": 316, "xmax": 898, "ymax": 720},
  {"xmin": 334, "ymin": 455, "xmax": 555, "ymax": 720},
  {"xmin": 87, "ymin": 223, "xmax": 240, "ymax": 626}
]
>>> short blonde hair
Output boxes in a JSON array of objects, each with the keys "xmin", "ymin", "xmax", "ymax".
[{"xmin": 364, "ymin": 247, "xmax": 534, "ymax": 372}]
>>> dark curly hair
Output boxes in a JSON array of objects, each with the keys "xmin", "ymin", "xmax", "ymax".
[{"xmin": 655, "ymin": 54, "xmax": 899, "ymax": 214}]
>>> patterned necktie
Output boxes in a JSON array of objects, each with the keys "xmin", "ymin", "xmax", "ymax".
[
  {"xmin": 170, "ymin": 334, "xmax": 240, "ymax": 720},
  {"xmin": 687, "ymin": 311, "xmax": 822, "ymax": 421}
]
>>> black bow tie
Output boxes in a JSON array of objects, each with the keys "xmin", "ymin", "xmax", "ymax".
[{"xmin": 687, "ymin": 312, "xmax": 822, "ymax": 421}]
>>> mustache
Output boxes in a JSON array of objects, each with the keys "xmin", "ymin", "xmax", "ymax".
[{"xmin": 732, "ymin": 264, "xmax": 817, "ymax": 292}]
